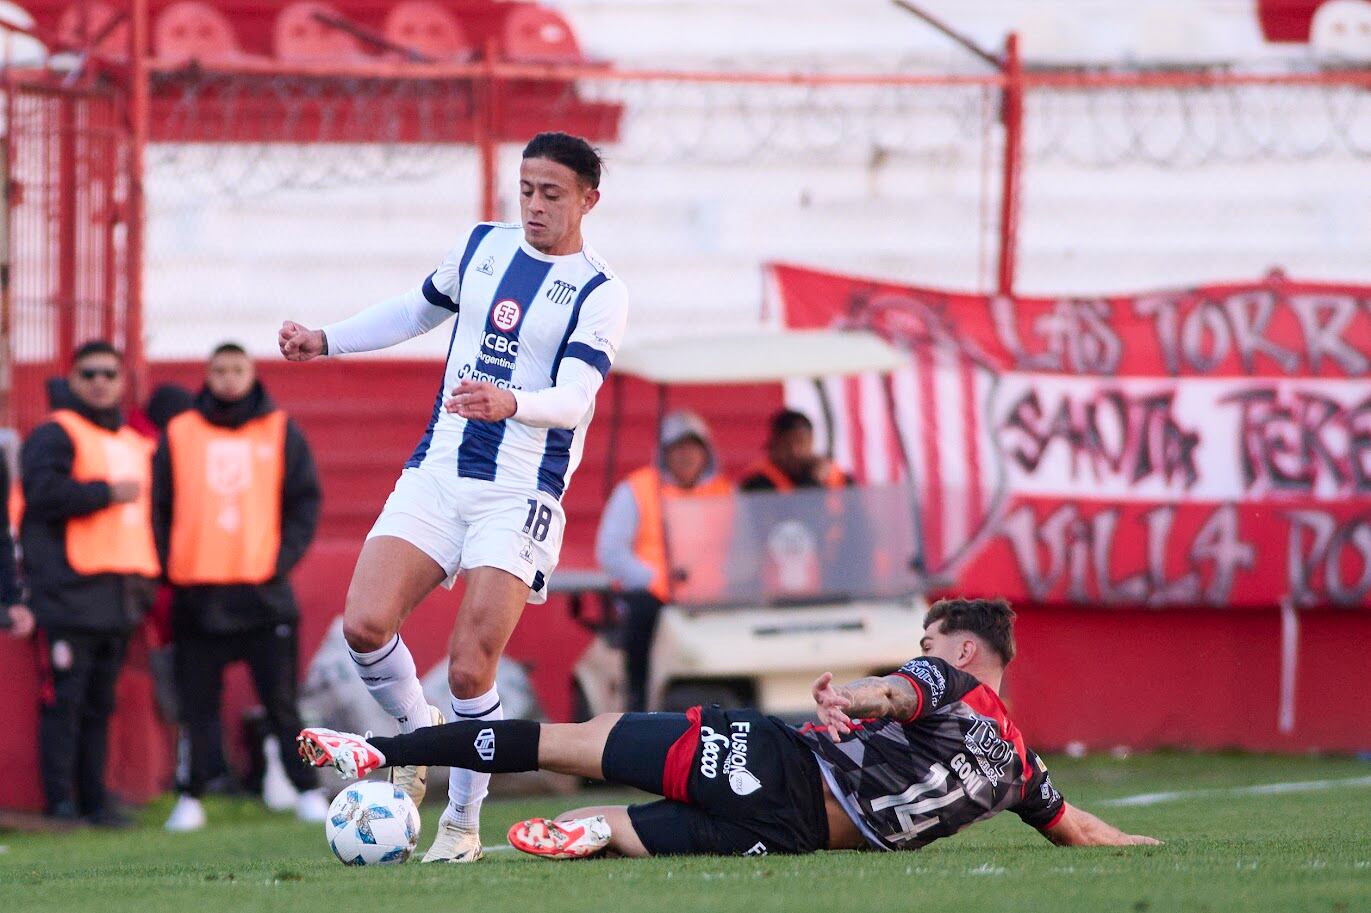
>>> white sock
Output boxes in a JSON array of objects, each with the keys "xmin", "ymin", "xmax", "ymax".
[
  {"xmin": 348, "ymin": 635, "xmax": 432, "ymax": 734},
  {"xmin": 446, "ymin": 685, "xmax": 501, "ymax": 831}
]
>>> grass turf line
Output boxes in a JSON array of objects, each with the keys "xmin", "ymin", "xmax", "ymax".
[{"xmin": 1, "ymin": 753, "xmax": 1369, "ymax": 913}]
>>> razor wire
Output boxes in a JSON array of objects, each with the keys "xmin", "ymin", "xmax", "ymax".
[{"xmin": 141, "ymin": 68, "xmax": 1371, "ymax": 201}]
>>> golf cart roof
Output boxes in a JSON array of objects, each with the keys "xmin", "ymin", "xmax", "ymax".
[{"xmin": 614, "ymin": 329, "xmax": 906, "ymax": 384}]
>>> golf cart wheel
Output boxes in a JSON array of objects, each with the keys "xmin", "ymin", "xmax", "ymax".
[{"xmin": 660, "ymin": 682, "xmax": 749, "ymax": 713}]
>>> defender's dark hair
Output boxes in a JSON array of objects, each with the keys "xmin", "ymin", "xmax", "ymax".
[
  {"xmin": 522, "ymin": 132, "xmax": 603, "ymax": 189},
  {"xmin": 768, "ymin": 408, "xmax": 814, "ymax": 440},
  {"xmin": 924, "ymin": 597, "xmax": 1017, "ymax": 666},
  {"xmin": 72, "ymin": 340, "xmax": 122, "ymax": 366},
  {"xmin": 211, "ymin": 342, "xmax": 249, "ymax": 358}
]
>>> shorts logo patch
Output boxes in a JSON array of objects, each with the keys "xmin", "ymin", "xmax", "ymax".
[
  {"xmin": 519, "ymin": 540, "xmax": 534, "ymax": 565},
  {"xmin": 729, "ymin": 768, "xmax": 763, "ymax": 796},
  {"xmin": 699, "ymin": 722, "xmax": 762, "ymax": 794},
  {"xmin": 474, "ymin": 727, "xmax": 496, "ymax": 762},
  {"xmin": 51, "ymin": 640, "xmax": 73, "ymax": 671}
]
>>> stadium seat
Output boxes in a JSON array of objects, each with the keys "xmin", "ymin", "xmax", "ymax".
[
  {"xmin": 57, "ymin": 1, "xmax": 127, "ymax": 56},
  {"xmin": 1310, "ymin": 0, "xmax": 1371, "ymax": 59},
  {"xmin": 0, "ymin": 1, "xmax": 49, "ymax": 66},
  {"xmin": 383, "ymin": 1, "xmax": 473, "ymax": 62},
  {"xmin": 154, "ymin": 2, "xmax": 242, "ymax": 65},
  {"xmin": 273, "ymin": 1, "xmax": 365, "ymax": 64},
  {"xmin": 501, "ymin": 6, "xmax": 582, "ymax": 63}
]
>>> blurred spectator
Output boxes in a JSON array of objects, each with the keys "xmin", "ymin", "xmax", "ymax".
[
  {"xmin": 152, "ymin": 343, "xmax": 325, "ymax": 831},
  {"xmin": 596, "ymin": 411, "xmax": 731, "ymax": 711},
  {"xmin": 21, "ymin": 341, "xmax": 159, "ymax": 826},
  {"xmin": 1, "ymin": 449, "xmax": 34, "ymax": 640},
  {"xmin": 739, "ymin": 409, "xmax": 852, "ymax": 492},
  {"xmin": 141, "ymin": 382, "xmax": 226, "ymax": 789}
]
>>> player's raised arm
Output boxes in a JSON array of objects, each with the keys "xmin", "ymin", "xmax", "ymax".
[
  {"xmin": 1040, "ymin": 803, "xmax": 1161, "ymax": 847},
  {"xmin": 281, "ymin": 284, "xmax": 456, "ymax": 362},
  {"xmin": 281, "ymin": 236, "xmax": 469, "ymax": 362},
  {"xmin": 810, "ymin": 671, "xmax": 921, "ymax": 741}
]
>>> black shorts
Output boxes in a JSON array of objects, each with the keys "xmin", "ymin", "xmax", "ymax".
[{"xmin": 601, "ymin": 706, "xmax": 829, "ymax": 857}]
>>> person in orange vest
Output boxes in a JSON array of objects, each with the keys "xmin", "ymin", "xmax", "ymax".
[
  {"xmin": 595, "ymin": 411, "xmax": 731, "ymax": 711},
  {"xmin": 739, "ymin": 409, "xmax": 852, "ymax": 492},
  {"xmin": 151, "ymin": 343, "xmax": 326, "ymax": 832},
  {"xmin": 20, "ymin": 340, "xmax": 158, "ymax": 826}
]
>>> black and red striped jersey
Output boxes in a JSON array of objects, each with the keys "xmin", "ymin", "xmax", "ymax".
[{"xmin": 793, "ymin": 656, "xmax": 1065, "ymax": 851}]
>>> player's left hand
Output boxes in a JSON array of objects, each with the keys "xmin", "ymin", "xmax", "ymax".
[
  {"xmin": 445, "ymin": 380, "xmax": 517, "ymax": 421},
  {"xmin": 811, "ymin": 672, "xmax": 854, "ymax": 742}
]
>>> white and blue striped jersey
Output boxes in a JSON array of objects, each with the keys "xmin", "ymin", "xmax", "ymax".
[{"xmin": 407, "ymin": 222, "xmax": 629, "ymax": 499}]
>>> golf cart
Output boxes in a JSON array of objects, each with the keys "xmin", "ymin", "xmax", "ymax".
[{"xmin": 563, "ymin": 329, "xmax": 930, "ymax": 720}]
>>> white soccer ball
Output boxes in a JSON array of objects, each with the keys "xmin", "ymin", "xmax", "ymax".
[{"xmin": 324, "ymin": 781, "xmax": 421, "ymax": 866}]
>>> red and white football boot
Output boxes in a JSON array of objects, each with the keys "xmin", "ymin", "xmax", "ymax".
[
  {"xmin": 296, "ymin": 728, "xmax": 386, "ymax": 780},
  {"xmin": 508, "ymin": 816, "xmax": 613, "ymax": 860}
]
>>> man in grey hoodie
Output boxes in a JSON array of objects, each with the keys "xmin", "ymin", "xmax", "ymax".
[{"xmin": 595, "ymin": 411, "xmax": 731, "ymax": 711}]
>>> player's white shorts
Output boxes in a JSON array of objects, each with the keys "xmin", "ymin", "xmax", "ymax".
[{"xmin": 366, "ymin": 464, "xmax": 564, "ymax": 604}]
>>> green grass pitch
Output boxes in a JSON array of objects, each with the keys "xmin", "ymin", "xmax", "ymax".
[{"xmin": 2, "ymin": 753, "xmax": 1369, "ymax": 913}]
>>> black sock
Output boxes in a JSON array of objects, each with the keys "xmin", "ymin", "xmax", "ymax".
[{"xmin": 368, "ymin": 720, "xmax": 541, "ymax": 773}]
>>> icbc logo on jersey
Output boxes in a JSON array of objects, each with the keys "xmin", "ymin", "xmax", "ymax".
[
  {"xmin": 491, "ymin": 299, "xmax": 522, "ymax": 332},
  {"xmin": 483, "ymin": 334, "xmax": 520, "ymax": 355}
]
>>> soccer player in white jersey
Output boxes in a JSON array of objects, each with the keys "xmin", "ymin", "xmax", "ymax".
[{"xmin": 277, "ymin": 132, "xmax": 628, "ymax": 863}]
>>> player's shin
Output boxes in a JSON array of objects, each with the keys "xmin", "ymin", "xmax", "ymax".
[
  {"xmin": 366, "ymin": 719, "xmax": 541, "ymax": 772},
  {"xmin": 445, "ymin": 688, "xmax": 503, "ymax": 830},
  {"xmin": 348, "ymin": 635, "xmax": 432, "ymax": 733}
]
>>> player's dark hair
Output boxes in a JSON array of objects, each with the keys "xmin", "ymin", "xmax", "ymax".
[
  {"xmin": 72, "ymin": 340, "xmax": 122, "ymax": 366},
  {"xmin": 522, "ymin": 132, "xmax": 603, "ymax": 189},
  {"xmin": 925, "ymin": 597, "xmax": 1016, "ymax": 666},
  {"xmin": 768, "ymin": 409, "xmax": 813, "ymax": 440},
  {"xmin": 211, "ymin": 341, "xmax": 249, "ymax": 358}
]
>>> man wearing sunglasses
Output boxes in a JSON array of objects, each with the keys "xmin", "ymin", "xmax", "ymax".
[{"xmin": 20, "ymin": 340, "xmax": 159, "ymax": 826}]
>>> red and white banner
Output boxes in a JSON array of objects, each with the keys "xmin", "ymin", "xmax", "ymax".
[{"xmin": 770, "ymin": 264, "xmax": 1371, "ymax": 608}]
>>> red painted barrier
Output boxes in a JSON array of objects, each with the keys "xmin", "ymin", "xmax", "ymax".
[{"xmin": 3, "ymin": 358, "xmax": 1366, "ymax": 814}]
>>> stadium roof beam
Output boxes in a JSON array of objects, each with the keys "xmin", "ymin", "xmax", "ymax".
[
  {"xmin": 307, "ymin": 7, "xmax": 434, "ymax": 64},
  {"xmin": 888, "ymin": 0, "xmax": 1002, "ymax": 69}
]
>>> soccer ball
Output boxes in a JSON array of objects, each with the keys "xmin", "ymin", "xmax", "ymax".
[{"xmin": 324, "ymin": 781, "xmax": 421, "ymax": 865}]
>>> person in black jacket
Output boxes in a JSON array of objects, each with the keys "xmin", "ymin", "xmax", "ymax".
[
  {"xmin": 21, "ymin": 341, "xmax": 158, "ymax": 826},
  {"xmin": 152, "ymin": 343, "xmax": 326, "ymax": 831}
]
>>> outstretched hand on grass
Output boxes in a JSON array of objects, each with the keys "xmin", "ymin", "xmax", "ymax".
[{"xmin": 811, "ymin": 672, "xmax": 854, "ymax": 742}]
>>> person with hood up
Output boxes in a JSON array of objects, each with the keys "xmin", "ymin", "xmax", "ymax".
[
  {"xmin": 151, "ymin": 343, "xmax": 327, "ymax": 831},
  {"xmin": 595, "ymin": 411, "xmax": 732, "ymax": 712}
]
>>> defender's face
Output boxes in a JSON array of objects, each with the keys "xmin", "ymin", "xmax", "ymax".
[
  {"xmin": 69, "ymin": 353, "xmax": 125, "ymax": 410},
  {"xmin": 519, "ymin": 157, "xmax": 598, "ymax": 254},
  {"xmin": 206, "ymin": 351, "xmax": 256, "ymax": 402},
  {"xmin": 920, "ymin": 621, "xmax": 970, "ymax": 667}
]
